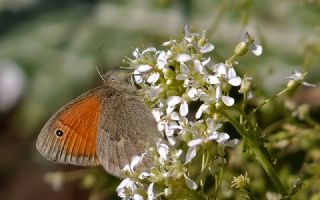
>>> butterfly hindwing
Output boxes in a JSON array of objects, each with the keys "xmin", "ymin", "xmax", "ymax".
[{"xmin": 97, "ymin": 92, "xmax": 160, "ymax": 178}]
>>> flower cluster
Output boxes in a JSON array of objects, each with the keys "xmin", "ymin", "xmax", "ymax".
[{"xmin": 117, "ymin": 26, "xmax": 261, "ymax": 199}]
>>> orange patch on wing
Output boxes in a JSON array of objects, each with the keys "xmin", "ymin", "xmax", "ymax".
[{"xmin": 58, "ymin": 95, "xmax": 101, "ymax": 158}]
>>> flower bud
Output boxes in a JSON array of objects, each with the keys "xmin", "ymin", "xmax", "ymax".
[{"xmin": 234, "ymin": 41, "xmax": 248, "ymax": 56}]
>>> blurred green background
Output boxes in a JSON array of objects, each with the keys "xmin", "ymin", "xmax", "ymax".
[{"xmin": 0, "ymin": 0, "xmax": 319, "ymax": 199}]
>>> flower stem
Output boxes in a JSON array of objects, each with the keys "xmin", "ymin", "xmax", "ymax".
[{"xmin": 222, "ymin": 109, "xmax": 289, "ymax": 198}]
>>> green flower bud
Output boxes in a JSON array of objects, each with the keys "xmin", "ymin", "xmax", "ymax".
[{"xmin": 234, "ymin": 41, "xmax": 249, "ymax": 56}]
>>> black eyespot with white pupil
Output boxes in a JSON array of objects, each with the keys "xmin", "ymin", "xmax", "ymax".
[{"xmin": 56, "ymin": 129, "xmax": 64, "ymax": 137}]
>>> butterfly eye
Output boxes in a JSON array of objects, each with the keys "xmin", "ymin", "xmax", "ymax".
[{"xmin": 55, "ymin": 129, "xmax": 64, "ymax": 137}]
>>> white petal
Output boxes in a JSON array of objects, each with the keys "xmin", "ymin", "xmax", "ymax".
[
  {"xmin": 188, "ymin": 138, "xmax": 204, "ymax": 147},
  {"xmin": 187, "ymin": 88, "xmax": 198, "ymax": 99},
  {"xmin": 169, "ymin": 124, "xmax": 182, "ymax": 130},
  {"xmin": 216, "ymin": 63, "xmax": 227, "ymax": 75},
  {"xmin": 176, "ymin": 74, "xmax": 188, "ymax": 80},
  {"xmin": 147, "ymin": 72, "xmax": 160, "ymax": 84},
  {"xmin": 132, "ymin": 48, "xmax": 140, "ymax": 59},
  {"xmin": 167, "ymin": 96, "xmax": 182, "ymax": 107},
  {"xmin": 157, "ymin": 143, "xmax": 169, "ymax": 160},
  {"xmin": 227, "ymin": 68, "xmax": 237, "ymax": 79},
  {"xmin": 157, "ymin": 51, "xmax": 167, "ymax": 69},
  {"xmin": 133, "ymin": 194, "xmax": 144, "ymax": 200},
  {"xmin": 157, "ymin": 121, "xmax": 165, "ymax": 132},
  {"xmin": 194, "ymin": 60, "xmax": 204, "ymax": 74},
  {"xmin": 224, "ymin": 139, "xmax": 240, "ymax": 147},
  {"xmin": 136, "ymin": 64, "xmax": 153, "ymax": 73},
  {"xmin": 180, "ymin": 62, "xmax": 190, "ymax": 74},
  {"xmin": 302, "ymin": 82, "xmax": 316, "ymax": 87},
  {"xmin": 165, "ymin": 123, "xmax": 174, "ymax": 137},
  {"xmin": 162, "ymin": 40, "xmax": 176, "ymax": 46},
  {"xmin": 152, "ymin": 108, "xmax": 162, "ymax": 122},
  {"xmin": 121, "ymin": 164, "xmax": 131, "ymax": 172},
  {"xmin": 142, "ymin": 47, "xmax": 157, "ymax": 55},
  {"xmin": 221, "ymin": 96, "xmax": 235, "ymax": 106},
  {"xmin": 167, "ymin": 136, "xmax": 176, "ymax": 146},
  {"xmin": 217, "ymin": 132, "xmax": 230, "ymax": 144},
  {"xmin": 215, "ymin": 86, "xmax": 222, "ymax": 101},
  {"xmin": 130, "ymin": 154, "xmax": 145, "ymax": 170},
  {"xmin": 251, "ymin": 43, "xmax": 263, "ymax": 56},
  {"xmin": 147, "ymin": 182, "xmax": 155, "ymax": 200},
  {"xmin": 184, "ymin": 174, "xmax": 198, "ymax": 190},
  {"xmin": 195, "ymin": 104, "xmax": 208, "ymax": 119},
  {"xmin": 166, "ymin": 106, "xmax": 175, "ymax": 115},
  {"xmin": 133, "ymin": 70, "xmax": 143, "ymax": 84},
  {"xmin": 176, "ymin": 54, "xmax": 192, "ymax": 63},
  {"xmin": 174, "ymin": 149, "xmax": 183, "ymax": 157},
  {"xmin": 179, "ymin": 100, "xmax": 189, "ymax": 117},
  {"xmin": 201, "ymin": 57, "xmax": 211, "ymax": 66},
  {"xmin": 200, "ymin": 43, "xmax": 214, "ymax": 53},
  {"xmin": 206, "ymin": 75, "xmax": 219, "ymax": 84},
  {"xmin": 170, "ymin": 111, "xmax": 180, "ymax": 121},
  {"xmin": 139, "ymin": 172, "xmax": 151, "ymax": 179},
  {"xmin": 185, "ymin": 146, "xmax": 197, "ymax": 163},
  {"xmin": 207, "ymin": 133, "xmax": 218, "ymax": 140},
  {"xmin": 117, "ymin": 178, "xmax": 132, "ymax": 191},
  {"xmin": 228, "ymin": 76, "xmax": 241, "ymax": 86}
]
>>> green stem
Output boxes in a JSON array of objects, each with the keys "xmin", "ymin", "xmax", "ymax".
[
  {"xmin": 222, "ymin": 110, "xmax": 289, "ymax": 198},
  {"xmin": 249, "ymin": 87, "xmax": 290, "ymax": 119},
  {"xmin": 248, "ymin": 139, "xmax": 287, "ymax": 197}
]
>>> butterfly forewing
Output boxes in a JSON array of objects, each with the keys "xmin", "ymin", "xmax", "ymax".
[{"xmin": 36, "ymin": 87, "xmax": 106, "ymax": 166}]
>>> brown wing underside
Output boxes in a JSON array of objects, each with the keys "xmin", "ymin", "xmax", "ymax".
[{"xmin": 97, "ymin": 93, "xmax": 160, "ymax": 178}]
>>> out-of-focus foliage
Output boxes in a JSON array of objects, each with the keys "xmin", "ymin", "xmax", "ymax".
[{"xmin": 0, "ymin": 0, "xmax": 319, "ymax": 200}]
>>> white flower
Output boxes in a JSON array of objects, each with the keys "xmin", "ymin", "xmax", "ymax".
[
  {"xmin": 243, "ymin": 33, "xmax": 263, "ymax": 56},
  {"xmin": 117, "ymin": 178, "xmax": 144, "ymax": 200},
  {"xmin": 207, "ymin": 63, "xmax": 241, "ymax": 106},
  {"xmin": 287, "ymin": 70, "xmax": 315, "ymax": 87},
  {"xmin": 186, "ymin": 119, "xmax": 229, "ymax": 163}
]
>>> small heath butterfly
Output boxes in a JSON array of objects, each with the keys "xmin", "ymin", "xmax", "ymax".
[{"xmin": 36, "ymin": 72, "xmax": 160, "ymax": 178}]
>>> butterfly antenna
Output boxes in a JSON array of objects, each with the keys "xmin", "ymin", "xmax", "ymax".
[
  {"xmin": 97, "ymin": 44, "xmax": 106, "ymax": 82},
  {"xmin": 96, "ymin": 66, "xmax": 106, "ymax": 82}
]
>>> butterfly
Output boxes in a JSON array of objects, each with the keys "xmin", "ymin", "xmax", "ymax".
[{"xmin": 36, "ymin": 72, "xmax": 160, "ymax": 178}]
